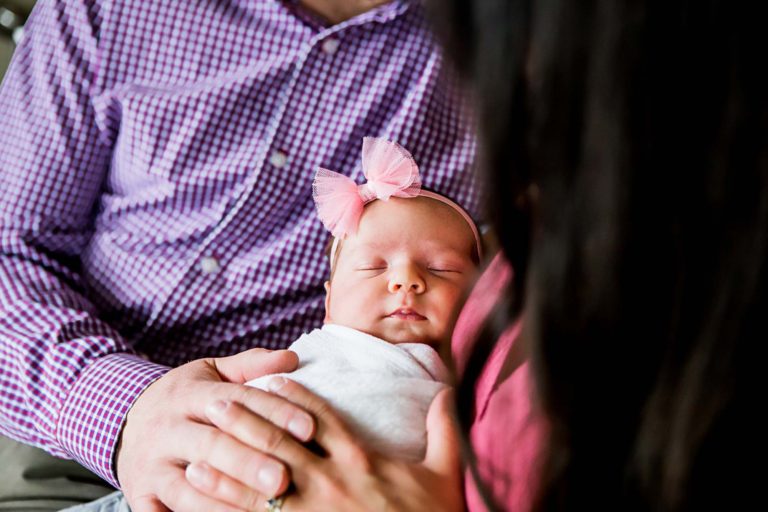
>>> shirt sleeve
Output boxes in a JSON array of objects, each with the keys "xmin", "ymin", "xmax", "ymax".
[{"xmin": 0, "ymin": 0, "xmax": 169, "ymax": 487}]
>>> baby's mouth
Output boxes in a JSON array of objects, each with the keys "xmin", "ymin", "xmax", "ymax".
[{"xmin": 387, "ymin": 307, "xmax": 427, "ymax": 321}]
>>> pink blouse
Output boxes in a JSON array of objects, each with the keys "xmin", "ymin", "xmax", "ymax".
[{"xmin": 452, "ymin": 253, "xmax": 543, "ymax": 511}]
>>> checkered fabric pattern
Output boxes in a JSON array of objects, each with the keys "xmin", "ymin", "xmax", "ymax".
[{"xmin": 0, "ymin": 0, "xmax": 480, "ymax": 487}]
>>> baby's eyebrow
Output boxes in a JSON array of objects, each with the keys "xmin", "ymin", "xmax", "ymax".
[
  {"xmin": 347, "ymin": 243, "xmax": 385, "ymax": 256},
  {"xmin": 430, "ymin": 256, "xmax": 474, "ymax": 268},
  {"xmin": 424, "ymin": 241, "xmax": 473, "ymax": 255},
  {"xmin": 353, "ymin": 238, "xmax": 391, "ymax": 249}
]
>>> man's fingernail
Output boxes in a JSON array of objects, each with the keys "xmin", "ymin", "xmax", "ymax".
[
  {"xmin": 207, "ymin": 400, "xmax": 230, "ymax": 417},
  {"xmin": 287, "ymin": 413, "xmax": 313, "ymax": 441},
  {"xmin": 267, "ymin": 377, "xmax": 288, "ymax": 392},
  {"xmin": 257, "ymin": 461, "xmax": 283, "ymax": 494},
  {"xmin": 186, "ymin": 462, "xmax": 210, "ymax": 486}
]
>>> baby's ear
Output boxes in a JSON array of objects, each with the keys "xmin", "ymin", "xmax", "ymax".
[{"xmin": 323, "ymin": 280, "xmax": 332, "ymax": 322}]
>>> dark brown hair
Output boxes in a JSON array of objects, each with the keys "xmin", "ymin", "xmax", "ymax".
[{"xmin": 432, "ymin": 1, "xmax": 766, "ymax": 509}]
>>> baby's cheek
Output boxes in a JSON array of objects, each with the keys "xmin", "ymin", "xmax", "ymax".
[
  {"xmin": 445, "ymin": 281, "xmax": 467, "ymax": 306},
  {"xmin": 443, "ymin": 287, "xmax": 469, "ymax": 323}
]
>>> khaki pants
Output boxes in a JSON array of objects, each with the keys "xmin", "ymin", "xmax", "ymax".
[{"xmin": 0, "ymin": 435, "xmax": 114, "ymax": 511}]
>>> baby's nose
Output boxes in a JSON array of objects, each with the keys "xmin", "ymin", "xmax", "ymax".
[{"xmin": 388, "ymin": 269, "xmax": 425, "ymax": 294}]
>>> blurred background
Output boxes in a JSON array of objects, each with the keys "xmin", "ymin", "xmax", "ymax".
[{"xmin": 0, "ymin": 1, "xmax": 34, "ymax": 81}]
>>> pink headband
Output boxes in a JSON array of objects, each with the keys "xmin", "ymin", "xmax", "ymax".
[{"xmin": 312, "ymin": 137, "xmax": 483, "ymax": 266}]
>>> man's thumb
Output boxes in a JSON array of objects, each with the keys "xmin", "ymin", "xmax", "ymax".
[{"xmin": 212, "ymin": 348, "xmax": 299, "ymax": 384}]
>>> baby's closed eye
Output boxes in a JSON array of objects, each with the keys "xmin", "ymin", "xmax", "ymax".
[
  {"xmin": 356, "ymin": 262, "xmax": 387, "ymax": 271},
  {"xmin": 427, "ymin": 258, "xmax": 472, "ymax": 273},
  {"xmin": 427, "ymin": 266, "xmax": 461, "ymax": 273}
]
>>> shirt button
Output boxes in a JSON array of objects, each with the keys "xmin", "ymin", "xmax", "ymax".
[
  {"xmin": 269, "ymin": 150, "xmax": 288, "ymax": 168},
  {"xmin": 321, "ymin": 38, "xmax": 340, "ymax": 55},
  {"xmin": 199, "ymin": 256, "xmax": 221, "ymax": 275}
]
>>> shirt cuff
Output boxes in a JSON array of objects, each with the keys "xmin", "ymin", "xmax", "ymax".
[{"xmin": 55, "ymin": 352, "xmax": 170, "ymax": 488}]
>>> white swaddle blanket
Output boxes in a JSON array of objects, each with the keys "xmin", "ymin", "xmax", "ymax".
[{"xmin": 246, "ymin": 323, "xmax": 449, "ymax": 462}]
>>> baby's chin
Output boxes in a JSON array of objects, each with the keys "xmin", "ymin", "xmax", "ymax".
[{"xmin": 373, "ymin": 322, "xmax": 446, "ymax": 348}]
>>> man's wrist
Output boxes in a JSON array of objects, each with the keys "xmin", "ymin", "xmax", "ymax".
[{"xmin": 56, "ymin": 352, "xmax": 170, "ymax": 488}]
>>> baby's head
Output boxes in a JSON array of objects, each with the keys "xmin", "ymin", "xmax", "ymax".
[
  {"xmin": 322, "ymin": 193, "xmax": 481, "ymax": 348},
  {"xmin": 314, "ymin": 137, "xmax": 482, "ymax": 346}
]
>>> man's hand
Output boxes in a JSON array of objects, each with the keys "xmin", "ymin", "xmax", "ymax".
[{"xmin": 116, "ymin": 348, "xmax": 316, "ymax": 512}]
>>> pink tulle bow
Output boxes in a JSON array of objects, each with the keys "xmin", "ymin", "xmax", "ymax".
[{"xmin": 313, "ymin": 137, "xmax": 422, "ymax": 237}]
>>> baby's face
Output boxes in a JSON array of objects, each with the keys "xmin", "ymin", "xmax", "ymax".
[{"xmin": 324, "ymin": 196, "xmax": 478, "ymax": 347}]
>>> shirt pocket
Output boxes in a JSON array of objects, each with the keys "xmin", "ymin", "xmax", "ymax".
[{"xmin": 94, "ymin": 71, "xmax": 291, "ymax": 197}]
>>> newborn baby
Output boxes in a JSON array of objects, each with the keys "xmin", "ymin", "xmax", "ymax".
[{"xmin": 247, "ymin": 137, "xmax": 482, "ymax": 461}]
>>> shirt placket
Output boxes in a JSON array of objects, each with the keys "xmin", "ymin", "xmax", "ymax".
[{"xmin": 137, "ymin": 19, "xmax": 382, "ymax": 341}]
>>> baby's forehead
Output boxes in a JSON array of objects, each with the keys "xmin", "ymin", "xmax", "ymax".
[
  {"xmin": 354, "ymin": 197, "xmax": 477, "ymax": 251},
  {"xmin": 349, "ymin": 235, "xmax": 463, "ymax": 254},
  {"xmin": 344, "ymin": 229, "xmax": 476, "ymax": 265}
]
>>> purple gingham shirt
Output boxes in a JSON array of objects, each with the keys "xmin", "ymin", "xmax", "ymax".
[{"xmin": 0, "ymin": 0, "xmax": 479, "ymax": 487}]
